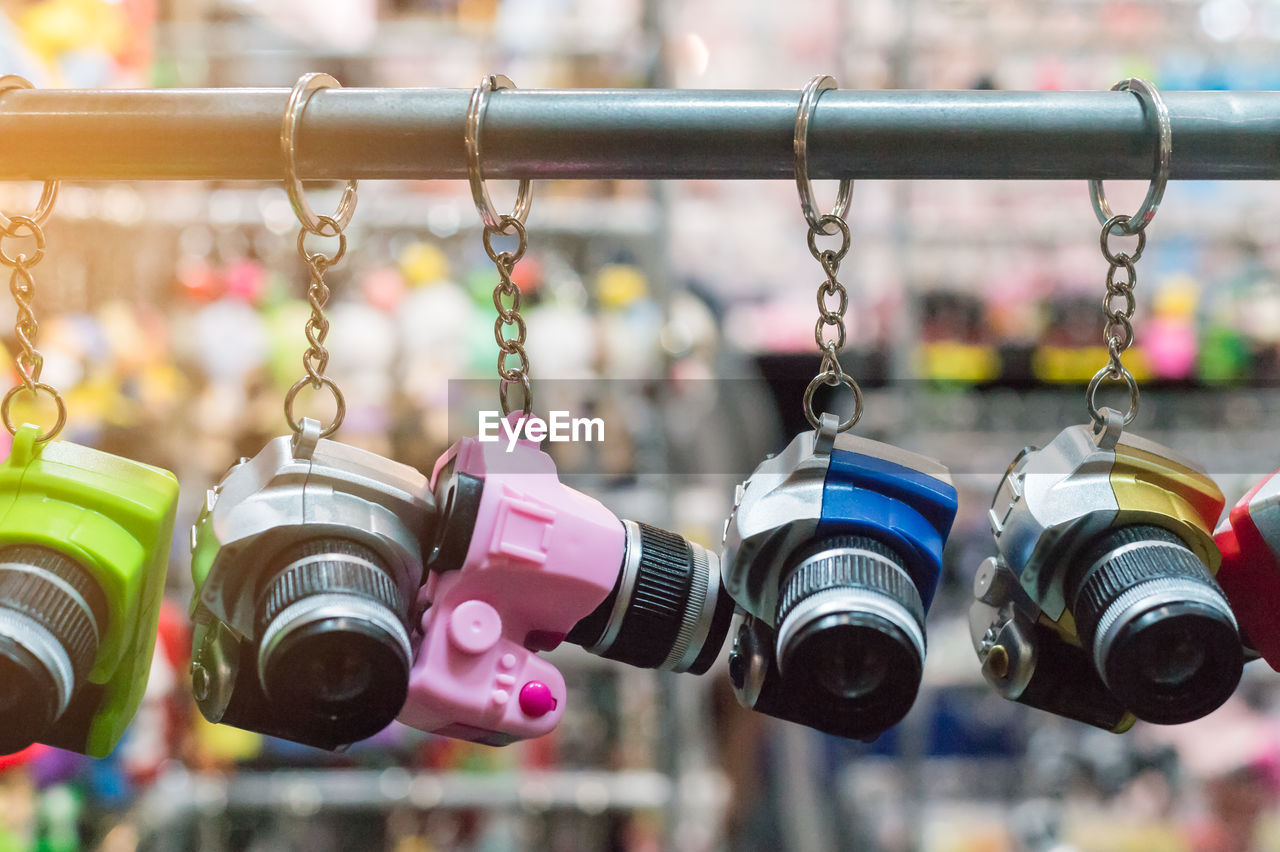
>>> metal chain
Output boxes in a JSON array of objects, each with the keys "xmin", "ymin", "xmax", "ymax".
[
  {"xmin": 3, "ymin": 216, "xmax": 44, "ymax": 391},
  {"xmin": 803, "ymin": 213, "xmax": 862, "ymax": 432},
  {"xmin": 1086, "ymin": 213, "xmax": 1146, "ymax": 426},
  {"xmin": 484, "ymin": 214, "xmax": 532, "ymax": 417},
  {"xmin": 283, "ymin": 213, "xmax": 348, "ymax": 438},
  {"xmin": 0, "ymin": 214, "xmax": 65, "ymax": 441}
]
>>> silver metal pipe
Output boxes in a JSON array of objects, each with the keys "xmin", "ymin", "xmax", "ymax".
[{"xmin": 0, "ymin": 88, "xmax": 1275, "ymax": 181}]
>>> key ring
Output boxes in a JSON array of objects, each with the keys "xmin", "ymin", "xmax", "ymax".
[
  {"xmin": 1086, "ymin": 366, "xmax": 1140, "ymax": 427},
  {"xmin": 284, "ymin": 376, "xmax": 346, "ymax": 439},
  {"xmin": 1088, "ymin": 78, "xmax": 1170, "ymax": 237},
  {"xmin": 1, "ymin": 383, "xmax": 66, "ymax": 443},
  {"xmin": 281, "ymin": 72, "xmax": 359, "ymax": 235},
  {"xmin": 803, "ymin": 369, "xmax": 863, "ymax": 433},
  {"xmin": 794, "ymin": 75, "xmax": 852, "ymax": 236},
  {"xmin": 466, "ymin": 74, "xmax": 532, "ymax": 232},
  {"xmin": 0, "ymin": 76, "xmax": 58, "ymax": 232}
]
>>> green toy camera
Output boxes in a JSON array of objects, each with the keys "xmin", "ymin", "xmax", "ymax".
[{"xmin": 0, "ymin": 423, "xmax": 179, "ymax": 757}]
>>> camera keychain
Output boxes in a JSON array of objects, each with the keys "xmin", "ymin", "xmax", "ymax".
[
  {"xmin": 721, "ymin": 76, "xmax": 958, "ymax": 742},
  {"xmin": 969, "ymin": 78, "xmax": 1241, "ymax": 730},
  {"xmin": 0, "ymin": 76, "xmax": 180, "ymax": 759},
  {"xmin": 397, "ymin": 75, "xmax": 734, "ymax": 746},
  {"xmin": 1214, "ymin": 471, "xmax": 1280, "ymax": 668},
  {"xmin": 188, "ymin": 73, "xmax": 435, "ymax": 751}
]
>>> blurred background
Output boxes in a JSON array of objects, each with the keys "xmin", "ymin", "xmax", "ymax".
[{"xmin": 2, "ymin": 0, "xmax": 1280, "ymax": 849}]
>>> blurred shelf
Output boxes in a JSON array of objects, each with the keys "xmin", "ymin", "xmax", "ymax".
[
  {"xmin": 35, "ymin": 184, "xmax": 661, "ymax": 238},
  {"xmin": 137, "ymin": 765, "xmax": 728, "ymax": 818},
  {"xmin": 161, "ymin": 11, "xmax": 649, "ymax": 59}
]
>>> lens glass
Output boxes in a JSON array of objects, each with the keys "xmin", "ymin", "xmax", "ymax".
[
  {"xmin": 805, "ymin": 626, "xmax": 891, "ymax": 699},
  {"xmin": 1136, "ymin": 628, "xmax": 1205, "ymax": 688},
  {"xmin": 264, "ymin": 619, "xmax": 408, "ymax": 729},
  {"xmin": 298, "ymin": 631, "xmax": 377, "ymax": 707}
]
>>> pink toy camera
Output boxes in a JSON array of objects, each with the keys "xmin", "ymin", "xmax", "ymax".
[{"xmin": 397, "ymin": 421, "xmax": 733, "ymax": 745}]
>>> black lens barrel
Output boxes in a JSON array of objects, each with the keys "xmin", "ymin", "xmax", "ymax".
[
  {"xmin": 568, "ymin": 521, "xmax": 733, "ymax": 674},
  {"xmin": 773, "ymin": 535, "xmax": 926, "ymax": 740},
  {"xmin": 256, "ymin": 537, "xmax": 411, "ymax": 743},
  {"xmin": 0, "ymin": 545, "xmax": 107, "ymax": 754},
  {"xmin": 1068, "ymin": 524, "xmax": 1242, "ymax": 725}
]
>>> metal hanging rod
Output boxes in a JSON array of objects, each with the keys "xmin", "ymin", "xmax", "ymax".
[{"xmin": 0, "ymin": 88, "xmax": 1275, "ymax": 181}]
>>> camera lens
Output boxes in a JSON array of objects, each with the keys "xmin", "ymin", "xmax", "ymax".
[
  {"xmin": 807, "ymin": 630, "xmax": 891, "ymax": 699},
  {"xmin": 774, "ymin": 535, "xmax": 925, "ymax": 736},
  {"xmin": 0, "ymin": 546, "xmax": 106, "ymax": 754},
  {"xmin": 1069, "ymin": 525, "xmax": 1242, "ymax": 725},
  {"xmin": 256, "ymin": 538, "xmax": 411, "ymax": 743},
  {"xmin": 567, "ymin": 520, "xmax": 734, "ymax": 674}
]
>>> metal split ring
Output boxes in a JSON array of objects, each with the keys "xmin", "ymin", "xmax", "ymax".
[
  {"xmin": 284, "ymin": 375, "xmax": 346, "ymax": 439},
  {"xmin": 1086, "ymin": 365, "xmax": 1140, "ymax": 427},
  {"xmin": 499, "ymin": 373, "xmax": 533, "ymax": 418},
  {"xmin": 806, "ymin": 214, "xmax": 851, "ymax": 263},
  {"xmin": 795, "ymin": 75, "xmax": 852, "ymax": 235},
  {"xmin": 0, "ymin": 76, "xmax": 58, "ymax": 231},
  {"xmin": 1100, "ymin": 215, "xmax": 1146, "ymax": 265},
  {"xmin": 467, "ymin": 75, "xmax": 533, "ymax": 231},
  {"xmin": 482, "ymin": 215, "xmax": 528, "ymax": 265},
  {"xmin": 803, "ymin": 369, "xmax": 862, "ymax": 433},
  {"xmin": 0, "ymin": 215, "xmax": 46, "ymax": 267},
  {"xmin": 296, "ymin": 215, "xmax": 347, "ymax": 267},
  {"xmin": 281, "ymin": 73, "xmax": 359, "ymax": 235},
  {"xmin": 1, "ymin": 382, "xmax": 66, "ymax": 442},
  {"xmin": 1089, "ymin": 78, "xmax": 1170, "ymax": 236}
]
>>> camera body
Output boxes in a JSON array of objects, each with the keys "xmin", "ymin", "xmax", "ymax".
[
  {"xmin": 0, "ymin": 423, "xmax": 179, "ymax": 757},
  {"xmin": 400, "ymin": 424, "xmax": 732, "ymax": 746},
  {"xmin": 1215, "ymin": 467, "xmax": 1280, "ymax": 668},
  {"xmin": 969, "ymin": 419, "xmax": 1239, "ymax": 729},
  {"xmin": 722, "ymin": 420, "xmax": 957, "ymax": 741},
  {"xmin": 189, "ymin": 419, "xmax": 433, "ymax": 750}
]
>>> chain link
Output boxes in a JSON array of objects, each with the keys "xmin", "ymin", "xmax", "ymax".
[
  {"xmin": 284, "ymin": 213, "xmax": 347, "ymax": 437},
  {"xmin": 1088, "ymin": 213, "xmax": 1143, "ymax": 426},
  {"xmin": 2, "ymin": 216, "xmax": 44, "ymax": 392},
  {"xmin": 803, "ymin": 213, "xmax": 862, "ymax": 432},
  {"xmin": 0, "ymin": 214, "xmax": 65, "ymax": 441},
  {"xmin": 484, "ymin": 215, "xmax": 532, "ymax": 416}
]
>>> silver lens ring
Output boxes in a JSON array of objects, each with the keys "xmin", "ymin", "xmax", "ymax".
[
  {"xmin": 587, "ymin": 519, "xmax": 645, "ymax": 656},
  {"xmin": 678, "ymin": 544, "xmax": 726, "ymax": 672},
  {"xmin": 0, "ymin": 607, "xmax": 73, "ymax": 716},
  {"xmin": 1092, "ymin": 576, "xmax": 1236, "ymax": 689},
  {"xmin": 0, "ymin": 560, "xmax": 100, "ymax": 644},
  {"xmin": 257, "ymin": 592, "xmax": 412, "ymax": 689},
  {"xmin": 775, "ymin": 580, "xmax": 926, "ymax": 680},
  {"xmin": 661, "ymin": 544, "xmax": 722, "ymax": 672}
]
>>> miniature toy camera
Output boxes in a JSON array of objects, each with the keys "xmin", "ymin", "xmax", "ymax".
[
  {"xmin": 969, "ymin": 418, "xmax": 1240, "ymax": 731},
  {"xmin": 189, "ymin": 418, "xmax": 434, "ymax": 750},
  {"xmin": 721, "ymin": 414, "xmax": 958, "ymax": 741},
  {"xmin": 398, "ymin": 420, "xmax": 734, "ymax": 746},
  {"xmin": 0, "ymin": 424, "xmax": 178, "ymax": 757},
  {"xmin": 1215, "ymin": 467, "xmax": 1280, "ymax": 669}
]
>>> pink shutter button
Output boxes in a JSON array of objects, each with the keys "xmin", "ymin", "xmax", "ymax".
[
  {"xmin": 448, "ymin": 600, "xmax": 502, "ymax": 654},
  {"xmin": 518, "ymin": 681, "xmax": 557, "ymax": 718}
]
